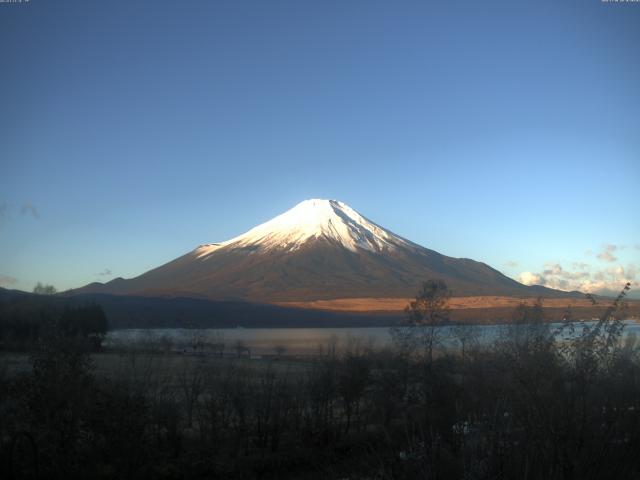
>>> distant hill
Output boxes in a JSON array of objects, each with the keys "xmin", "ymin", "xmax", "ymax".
[{"xmin": 0, "ymin": 287, "xmax": 32, "ymax": 301}]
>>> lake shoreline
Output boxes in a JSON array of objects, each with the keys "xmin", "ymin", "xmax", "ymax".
[{"xmin": 105, "ymin": 320, "xmax": 640, "ymax": 356}]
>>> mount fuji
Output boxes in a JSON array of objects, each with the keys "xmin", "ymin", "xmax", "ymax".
[{"xmin": 73, "ymin": 199, "xmax": 571, "ymax": 304}]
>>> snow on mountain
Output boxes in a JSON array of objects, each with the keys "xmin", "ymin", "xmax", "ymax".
[
  {"xmin": 193, "ymin": 243, "xmax": 223, "ymax": 258},
  {"xmin": 196, "ymin": 199, "xmax": 413, "ymax": 257}
]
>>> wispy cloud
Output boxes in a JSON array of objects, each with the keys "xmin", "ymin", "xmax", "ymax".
[
  {"xmin": 0, "ymin": 201, "xmax": 41, "ymax": 222},
  {"xmin": 97, "ymin": 268, "xmax": 113, "ymax": 276},
  {"xmin": 505, "ymin": 260, "xmax": 519, "ymax": 268},
  {"xmin": 0, "ymin": 274, "xmax": 18, "ymax": 287},
  {"xmin": 597, "ymin": 244, "xmax": 618, "ymax": 263},
  {"xmin": 571, "ymin": 262, "xmax": 591, "ymax": 270},
  {"xmin": 20, "ymin": 202, "xmax": 39, "ymax": 219}
]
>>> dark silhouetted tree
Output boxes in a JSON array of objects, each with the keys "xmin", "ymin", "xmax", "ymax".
[
  {"xmin": 33, "ymin": 282, "xmax": 57, "ymax": 295},
  {"xmin": 403, "ymin": 279, "xmax": 452, "ymax": 364}
]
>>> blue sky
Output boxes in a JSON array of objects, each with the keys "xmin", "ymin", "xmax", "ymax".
[{"xmin": 1, "ymin": 0, "xmax": 639, "ymax": 296}]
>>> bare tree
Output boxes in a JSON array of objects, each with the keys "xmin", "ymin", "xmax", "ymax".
[
  {"xmin": 190, "ymin": 329, "xmax": 204, "ymax": 354},
  {"xmin": 402, "ymin": 279, "xmax": 451, "ymax": 365},
  {"xmin": 450, "ymin": 322, "xmax": 480, "ymax": 367},
  {"xmin": 234, "ymin": 340, "xmax": 250, "ymax": 358},
  {"xmin": 177, "ymin": 358, "xmax": 205, "ymax": 428},
  {"xmin": 210, "ymin": 329, "xmax": 226, "ymax": 357},
  {"xmin": 338, "ymin": 350, "xmax": 370, "ymax": 434}
]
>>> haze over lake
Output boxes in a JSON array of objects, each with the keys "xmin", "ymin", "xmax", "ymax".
[{"xmin": 106, "ymin": 320, "xmax": 640, "ymax": 356}]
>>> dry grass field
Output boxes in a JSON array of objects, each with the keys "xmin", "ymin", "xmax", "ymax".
[{"xmin": 277, "ymin": 295, "xmax": 640, "ymax": 312}]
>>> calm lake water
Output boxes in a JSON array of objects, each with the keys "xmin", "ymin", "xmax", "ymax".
[{"xmin": 105, "ymin": 320, "xmax": 640, "ymax": 356}]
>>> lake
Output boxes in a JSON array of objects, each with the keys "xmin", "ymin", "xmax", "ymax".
[{"xmin": 105, "ymin": 320, "xmax": 640, "ymax": 356}]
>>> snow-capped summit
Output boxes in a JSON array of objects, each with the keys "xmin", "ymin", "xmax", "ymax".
[{"xmin": 196, "ymin": 199, "xmax": 412, "ymax": 258}]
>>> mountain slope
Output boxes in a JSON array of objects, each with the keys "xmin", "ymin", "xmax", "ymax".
[{"xmin": 72, "ymin": 199, "xmax": 577, "ymax": 302}]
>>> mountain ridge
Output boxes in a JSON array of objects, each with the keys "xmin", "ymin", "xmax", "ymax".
[{"xmin": 71, "ymin": 199, "xmax": 582, "ymax": 303}]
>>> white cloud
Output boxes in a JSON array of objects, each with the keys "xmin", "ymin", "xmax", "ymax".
[
  {"xmin": 597, "ymin": 244, "xmax": 618, "ymax": 263},
  {"xmin": 517, "ymin": 262, "xmax": 637, "ymax": 295},
  {"xmin": 519, "ymin": 271, "xmax": 542, "ymax": 285}
]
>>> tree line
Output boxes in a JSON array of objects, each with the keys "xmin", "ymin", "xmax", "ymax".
[{"xmin": 0, "ymin": 286, "xmax": 108, "ymax": 351}]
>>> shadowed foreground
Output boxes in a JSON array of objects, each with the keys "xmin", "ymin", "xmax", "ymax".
[{"xmin": 2, "ymin": 309, "xmax": 640, "ymax": 479}]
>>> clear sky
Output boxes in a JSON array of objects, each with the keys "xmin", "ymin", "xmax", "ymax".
[{"xmin": 1, "ymin": 0, "xmax": 639, "ymax": 297}]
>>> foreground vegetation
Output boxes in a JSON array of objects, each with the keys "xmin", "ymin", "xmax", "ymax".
[{"xmin": 1, "ymin": 283, "xmax": 638, "ymax": 479}]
